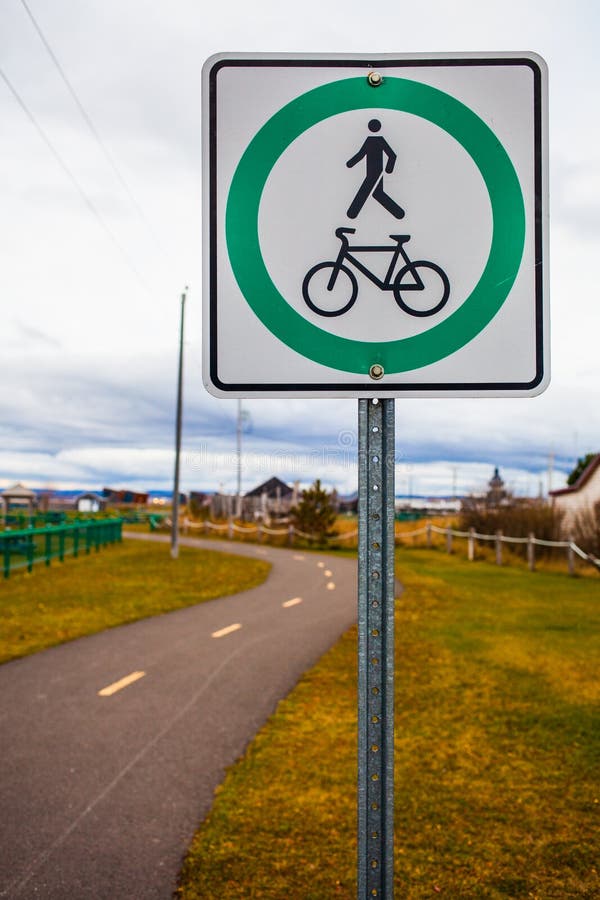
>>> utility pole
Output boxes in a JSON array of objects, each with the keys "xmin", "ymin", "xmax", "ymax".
[
  {"xmin": 236, "ymin": 400, "xmax": 242, "ymax": 519},
  {"xmin": 171, "ymin": 287, "xmax": 187, "ymax": 559},
  {"xmin": 547, "ymin": 450, "xmax": 555, "ymax": 499}
]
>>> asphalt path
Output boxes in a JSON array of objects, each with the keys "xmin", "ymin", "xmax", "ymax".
[{"xmin": 0, "ymin": 533, "xmax": 358, "ymax": 899}]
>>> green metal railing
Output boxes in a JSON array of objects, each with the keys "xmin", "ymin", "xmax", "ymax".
[
  {"xmin": 1, "ymin": 519, "xmax": 122, "ymax": 579},
  {"xmin": 3, "ymin": 511, "xmax": 68, "ymax": 529}
]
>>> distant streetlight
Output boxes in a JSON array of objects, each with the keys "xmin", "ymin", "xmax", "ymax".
[{"xmin": 171, "ymin": 287, "xmax": 188, "ymax": 559}]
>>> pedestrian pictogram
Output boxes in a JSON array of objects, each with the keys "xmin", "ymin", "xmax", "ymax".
[
  {"xmin": 203, "ymin": 53, "xmax": 548, "ymax": 399},
  {"xmin": 346, "ymin": 119, "xmax": 405, "ymax": 220}
]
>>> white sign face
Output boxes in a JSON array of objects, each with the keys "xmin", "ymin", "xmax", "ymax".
[{"xmin": 202, "ymin": 53, "xmax": 548, "ymax": 398}]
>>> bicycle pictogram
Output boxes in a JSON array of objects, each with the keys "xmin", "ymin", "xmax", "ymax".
[{"xmin": 302, "ymin": 226, "xmax": 450, "ymax": 318}]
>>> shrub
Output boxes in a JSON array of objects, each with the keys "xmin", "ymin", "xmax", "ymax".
[
  {"xmin": 459, "ymin": 502, "xmax": 564, "ymax": 558},
  {"xmin": 290, "ymin": 479, "xmax": 337, "ymax": 545}
]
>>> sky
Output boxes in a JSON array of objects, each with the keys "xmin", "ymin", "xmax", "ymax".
[{"xmin": 1, "ymin": 0, "xmax": 599, "ymax": 499}]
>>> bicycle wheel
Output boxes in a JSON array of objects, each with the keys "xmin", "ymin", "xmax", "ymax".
[
  {"xmin": 393, "ymin": 261, "xmax": 450, "ymax": 317},
  {"xmin": 302, "ymin": 262, "xmax": 358, "ymax": 317}
]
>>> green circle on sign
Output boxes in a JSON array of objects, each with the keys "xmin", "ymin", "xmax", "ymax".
[{"xmin": 226, "ymin": 76, "xmax": 525, "ymax": 374}]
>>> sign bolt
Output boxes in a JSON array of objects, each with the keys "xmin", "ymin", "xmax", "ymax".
[
  {"xmin": 369, "ymin": 364, "xmax": 384, "ymax": 380},
  {"xmin": 367, "ymin": 71, "xmax": 383, "ymax": 87}
]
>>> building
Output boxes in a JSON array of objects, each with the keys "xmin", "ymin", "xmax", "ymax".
[
  {"xmin": 550, "ymin": 453, "xmax": 600, "ymax": 533},
  {"xmin": 243, "ymin": 477, "xmax": 297, "ymax": 521},
  {"xmin": 487, "ymin": 466, "xmax": 509, "ymax": 507},
  {"xmin": 461, "ymin": 466, "xmax": 511, "ymax": 512},
  {"xmin": 75, "ymin": 492, "xmax": 107, "ymax": 513},
  {"xmin": 102, "ymin": 487, "xmax": 149, "ymax": 506},
  {"xmin": 1, "ymin": 483, "xmax": 37, "ymax": 522}
]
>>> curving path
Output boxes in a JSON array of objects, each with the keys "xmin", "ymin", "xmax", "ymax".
[{"xmin": 0, "ymin": 533, "xmax": 358, "ymax": 899}]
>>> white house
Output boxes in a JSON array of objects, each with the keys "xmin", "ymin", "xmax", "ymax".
[{"xmin": 550, "ymin": 454, "xmax": 600, "ymax": 533}]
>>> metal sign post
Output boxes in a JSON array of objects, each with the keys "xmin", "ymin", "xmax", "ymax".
[{"xmin": 358, "ymin": 398, "xmax": 395, "ymax": 898}]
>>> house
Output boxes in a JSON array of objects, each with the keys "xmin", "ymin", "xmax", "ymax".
[
  {"xmin": 102, "ymin": 487, "xmax": 149, "ymax": 506},
  {"xmin": 75, "ymin": 492, "xmax": 107, "ymax": 513},
  {"xmin": 243, "ymin": 477, "xmax": 298, "ymax": 520},
  {"xmin": 550, "ymin": 453, "xmax": 600, "ymax": 533}
]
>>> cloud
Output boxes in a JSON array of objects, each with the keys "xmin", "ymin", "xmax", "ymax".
[{"xmin": 0, "ymin": 2, "xmax": 598, "ymax": 496}]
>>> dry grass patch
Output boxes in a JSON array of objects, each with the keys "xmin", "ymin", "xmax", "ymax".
[
  {"xmin": 0, "ymin": 539, "xmax": 270, "ymax": 664},
  {"xmin": 178, "ymin": 548, "xmax": 599, "ymax": 899}
]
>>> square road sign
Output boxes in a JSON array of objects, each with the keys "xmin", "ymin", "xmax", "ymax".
[{"xmin": 202, "ymin": 52, "xmax": 548, "ymax": 398}]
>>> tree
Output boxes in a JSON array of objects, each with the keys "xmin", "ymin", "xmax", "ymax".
[
  {"xmin": 567, "ymin": 453, "xmax": 597, "ymax": 486},
  {"xmin": 290, "ymin": 479, "xmax": 337, "ymax": 545}
]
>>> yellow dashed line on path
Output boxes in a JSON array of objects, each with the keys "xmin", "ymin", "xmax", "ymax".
[
  {"xmin": 212, "ymin": 623, "xmax": 242, "ymax": 639},
  {"xmin": 98, "ymin": 671, "xmax": 146, "ymax": 697}
]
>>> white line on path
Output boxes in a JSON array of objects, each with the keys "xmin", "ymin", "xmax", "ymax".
[
  {"xmin": 98, "ymin": 671, "xmax": 146, "ymax": 697},
  {"xmin": 324, "ymin": 569, "xmax": 333, "ymax": 577},
  {"xmin": 317, "ymin": 561, "xmax": 325, "ymax": 568},
  {"xmin": 326, "ymin": 582, "xmax": 336, "ymax": 591},
  {"xmin": 211, "ymin": 623, "xmax": 242, "ymax": 639},
  {"xmin": 282, "ymin": 597, "xmax": 303, "ymax": 608},
  {"xmin": 293, "ymin": 554, "xmax": 305, "ymax": 561}
]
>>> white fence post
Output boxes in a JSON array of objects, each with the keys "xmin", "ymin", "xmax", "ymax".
[
  {"xmin": 495, "ymin": 530, "xmax": 503, "ymax": 566},
  {"xmin": 527, "ymin": 532, "xmax": 535, "ymax": 571},
  {"xmin": 568, "ymin": 537, "xmax": 575, "ymax": 577},
  {"xmin": 468, "ymin": 527, "xmax": 475, "ymax": 562}
]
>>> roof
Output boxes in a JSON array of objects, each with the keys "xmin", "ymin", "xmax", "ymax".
[
  {"xmin": 1, "ymin": 482, "xmax": 36, "ymax": 499},
  {"xmin": 550, "ymin": 453, "xmax": 600, "ymax": 497},
  {"xmin": 245, "ymin": 476, "xmax": 293, "ymax": 499}
]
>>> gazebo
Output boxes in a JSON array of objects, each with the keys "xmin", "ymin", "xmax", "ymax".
[{"xmin": 1, "ymin": 483, "xmax": 37, "ymax": 523}]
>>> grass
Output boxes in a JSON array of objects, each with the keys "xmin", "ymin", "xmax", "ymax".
[
  {"xmin": 0, "ymin": 538, "xmax": 270, "ymax": 664},
  {"xmin": 177, "ymin": 547, "xmax": 600, "ymax": 899}
]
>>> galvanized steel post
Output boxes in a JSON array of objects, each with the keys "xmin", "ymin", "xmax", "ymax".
[{"xmin": 358, "ymin": 398, "xmax": 395, "ymax": 899}]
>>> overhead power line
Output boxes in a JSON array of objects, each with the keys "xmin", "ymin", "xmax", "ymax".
[
  {"xmin": 18, "ymin": 0, "xmax": 173, "ymax": 263},
  {"xmin": 0, "ymin": 64, "xmax": 152, "ymax": 294}
]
